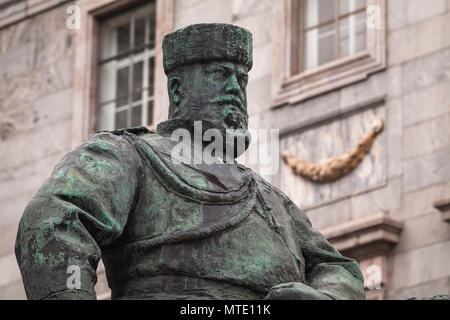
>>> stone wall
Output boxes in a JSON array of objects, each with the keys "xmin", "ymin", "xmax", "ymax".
[
  {"xmin": 0, "ymin": 1, "xmax": 77, "ymax": 299},
  {"xmin": 0, "ymin": 0, "xmax": 449, "ymax": 299}
]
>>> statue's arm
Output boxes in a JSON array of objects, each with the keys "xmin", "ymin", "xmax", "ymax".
[
  {"xmin": 271, "ymin": 197, "xmax": 366, "ymax": 300},
  {"xmin": 15, "ymin": 132, "xmax": 141, "ymax": 300}
]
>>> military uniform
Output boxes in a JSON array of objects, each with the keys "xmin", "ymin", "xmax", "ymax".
[{"xmin": 15, "ymin": 127, "xmax": 365, "ymax": 300}]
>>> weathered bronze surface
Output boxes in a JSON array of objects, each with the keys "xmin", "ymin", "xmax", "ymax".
[{"xmin": 15, "ymin": 24, "xmax": 365, "ymax": 300}]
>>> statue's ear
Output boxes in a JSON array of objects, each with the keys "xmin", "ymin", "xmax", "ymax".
[{"xmin": 168, "ymin": 77, "xmax": 181, "ymax": 105}]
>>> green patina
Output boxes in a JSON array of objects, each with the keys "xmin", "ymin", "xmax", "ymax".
[{"xmin": 15, "ymin": 23, "xmax": 365, "ymax": 300}]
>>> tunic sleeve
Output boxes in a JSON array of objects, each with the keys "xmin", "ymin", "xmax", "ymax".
[
  {"xmin": 15, "ymin": 131, "xmax": 141, "ymax": 300},
  {"xmin": 284, "ymin": 198, "xmax": 366, "ymax": 300}
]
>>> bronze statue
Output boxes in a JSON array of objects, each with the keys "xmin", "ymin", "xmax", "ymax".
[{"xmin": 15, "ymin": 24, "xmax": 365, "ymax": 300}]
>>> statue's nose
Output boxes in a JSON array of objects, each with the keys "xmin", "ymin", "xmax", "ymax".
[{"xmin": 225, "ymin": 73, "xmax": 241, "ymax": 95}]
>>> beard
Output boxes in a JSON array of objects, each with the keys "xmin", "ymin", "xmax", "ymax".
[{"xmin": 158, "ymin": 92, "xmax": 251, "ymax": 159}]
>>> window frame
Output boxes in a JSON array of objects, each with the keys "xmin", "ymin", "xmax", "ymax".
[
  {"xmin": 71, "ymin": 0, "xmax": 174, "ymax": 148},
  {"xmin": 272, "ymin": 0, "xmax": 386, "ymax": 108},
  {"xmin": 97, "ymin": 4, "xmax": 156, "ymax": 130}
]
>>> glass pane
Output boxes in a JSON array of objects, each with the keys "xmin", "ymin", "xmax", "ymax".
[
  {"xmin": 133, "ymin": 61, "xmax": 143, "ymax": 102},
  {"xmin": 134, "ymin": 18, "xmax": 146, "ymax": 49},
  {"xmin": 116, "ymin": 66, "xmax": 129, "ymax": 107},
  {"xmin": 318, "ymin": 23, "xmax": 335, "ymax": 66},
  {"xmin": 98, "ymin": 62, "xmax": 116, "ymax": 104},
  {"xmin": 340, "ymin": 0, "xmax": 366, "ymax": 15},
  {"xmin": 148, "ymin": 57, "xmax": 155, "ymax": 97},
  {"xmin": 147, "ymin": 101, "xmax": 154, "ymax": 125},
  {"xmin": 305, "ymin": 0, "xmax": 335, "ymax": 28},
  {"xmin": 115, "ymin": 110, "xmax": 128, "ymax": 129},
  {"xmin": 100, "ymin": 12, "xmax": 132, "ymax": 60},
  {"xmin": 339, "ymin": 11, "xmax": 366, "ymax": 58},
  {"xmin": 304, "ymin": 29, "xmax": 318, "ymax": 70},
  {"xmin": 117, "ymin": 23, "xmax": 130, "ymax": 55},
  {"xmin": 149, "ymin": 12, "xmax": 155, "ymax": 47},
  {"xmin": 131, "ymin": 105, "xmax": 142, "ymax": 127},
  {"xmin": 98, "ymin": 103, "xmax": 115, "ymax": 131}
]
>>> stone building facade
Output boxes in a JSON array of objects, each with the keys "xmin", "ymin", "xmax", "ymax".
[{"xmin": 0, "ymin": 0, "xmax": 449, "ymax": 299}]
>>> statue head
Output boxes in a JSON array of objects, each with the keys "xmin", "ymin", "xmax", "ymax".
[{"xmin": 157, "ymin": 23, "xmax": 253, "ymax": 159}]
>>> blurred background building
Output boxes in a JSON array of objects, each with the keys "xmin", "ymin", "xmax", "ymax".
[{"xmin": 0, "ymin": 0, "xmax": 449, "ymax": 300}]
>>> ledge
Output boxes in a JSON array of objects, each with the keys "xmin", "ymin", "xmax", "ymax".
[
  {"xmin": 320, "ymin": 212, "xmax": 403, "ymax": 261},
  {"xmin": 0, "ymin": 0, "xmax": 71, "ymax": 29},
  {"xmin": 433, "ymin": 198, "xmax": 450, "ymax": 223},
  {"xmin": 273, "ymin": 51, "xmax": 384, "ymax": 108}
]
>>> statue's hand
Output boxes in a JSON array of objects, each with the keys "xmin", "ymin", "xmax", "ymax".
[{"xmin": 265, "ymin": 282, "xmax": 333, "ymax": 300}]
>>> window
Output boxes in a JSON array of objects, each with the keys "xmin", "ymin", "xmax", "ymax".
[
  {"xmin": 272, "ymin": 0, "xmax": 386, "ymax": 107},
  {"xmin": 302, "ymin": 0, "xmax": 367, "ymax": 71},
  {"xmin": 97, "ymin": 2, "xmax": 156, "ymax": 130}
]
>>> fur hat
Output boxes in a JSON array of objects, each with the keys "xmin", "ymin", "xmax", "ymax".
[{"xmin": 162, "ymin": 23, "xmax": 253, "ymax": 74}]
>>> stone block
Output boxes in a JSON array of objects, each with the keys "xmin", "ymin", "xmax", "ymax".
[
  {"xmin": 0, "ymin": 0, "xmax": 26, "ymax": 28},
  {"xmin": 0, "ymin": 15, "xmax": 39, "ymax": 54},
  {"xmin": 0, "ymin": 70, "xmax": 42, "ymax": 115},
  {"xmin": 33, "ymin": 88, "xmax": 73, "ymax": 129},
  {"xmin": 388, "ymin": 12, "xmax": 450, "ymax": 66},
  {"xmin": 34, "ymin": 29, "xmax": 75, "ymax": 69},
  {"xmin": 174, "ymin": 0, "xmax": 232, "ymax": 28},
  {"xmin": 175, "ymin": 0, "xmax": 208, "ymax": 10},
  {"xmin": 234, "ymin": 9, "xmax": 271, "ymax": 47},
  {"xmin": 340, "ymin": 72, "xmax": 388, "ymax": 110},
  {"xmin": 0, "ymin": 42, "xmax": 35, "ymax": 80},
  {"xmin": 390, "ymin": 240, "xmax": 450, "ymax": 290},
  {"xmin": 399, "ymin": 181, "xmax": 450, "ymax": 221},
  {"xmin": 0, "ymin": 118, "xmax": 71, "ymax": 172},
  {"xmin": 250, "ymin": 42, "xmax": 272, "ymax": 81},
  {"xmin": 350, "ymin": 178, "xmax": 402, "ymax": 220},
  {"xmin": 232, "ymin": 0, "xmax": 272, "ymax": 21},
  {"xmin": 259, "ymin": 90, "xmax": 341, "ymax": 133},
  {"xmin": 386, "ymin": 98, "xmax": 403, "ymax": 178},
  {"xmin": 0, "ymin": 107, "xmax": 35, "ymax": 141},
  {"xmin": 0, "ymin": 224, "xmax": 19, "ymax": 257},
  {"xmin": 27, "ymin": 0, "xmax": 66, "ymax": 17},
  {"xmin": 246, "ymin": 75, "xmax": 271, "ymax": 116},
  {"xmin": 402, "ymin": 48, "xmax": 450, "ymax": 94},
  {"xmin": 403, "ymin": 147, "xmax": 450, "ymax": 193},
  {"xmin": 0, "ymin": 254, "xmax": 22, "ymax": 288},
  {"xmin": 403, "ymin": 80, "xmax": 450, "ymax": 127},
  {"xmin": 388, "ymin": 276, "xmax": 449, "ymax": 300},
  {"xmin": 39, "ymin": 56, "xmax": 75, "ymax": 97},
  {"xmin": 0, "ymin": 193, "xmax": 34, "ymax": 227},
  {"xmin": 0, "ymin": 152, "xmax": 66, "ymax": 204},
  {"xmin": 386, "ymin": 66, "xmax": 403, "ymax": 99},
  {"xmin": 403, "ymin": 114, "xmax": 450, "ymax": 159},
  {"xmin": 305, "ymin": 199, "xmax": 352, "ymax": 231},
  {"xmin": 388, "ymin": 0, "xmax": 448, "ymax": 31},
  {"xmin": 0, "ymin": 279, "xmax": 26, "ymax": 300},
  {"xmin": 394, "ymin": 211, "xmax": 450, "ymax": 254}
]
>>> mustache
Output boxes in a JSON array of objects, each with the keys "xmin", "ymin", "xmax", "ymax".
[{"xmin": 212, "ymin": 95, "xmax": 246, "ymax": 114}]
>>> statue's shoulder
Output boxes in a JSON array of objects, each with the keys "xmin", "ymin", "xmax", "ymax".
[
  {"xmin": 104, "ymin": 126, "xmax": 154, "ymax": 137},
  {"xmin": 78, "ymin": 126, "xmax": 157, "ymax": 154},
  {"xmin": 88, "ymin": 126, "xmax": 157, "ymax": 143}
]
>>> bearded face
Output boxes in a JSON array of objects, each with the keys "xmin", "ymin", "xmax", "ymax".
[{"xmin": 164, "ymin": 60, "xmax": 251, "ymax": 159}]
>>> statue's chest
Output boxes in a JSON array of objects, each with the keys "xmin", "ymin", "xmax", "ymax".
[
  {"xmin": 155, "ymin": 204, "xmax": 305, "ymax": 292},
  {"xmin": 120, "ymin": 171, "xmax": 305, "ymax": 291}
]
